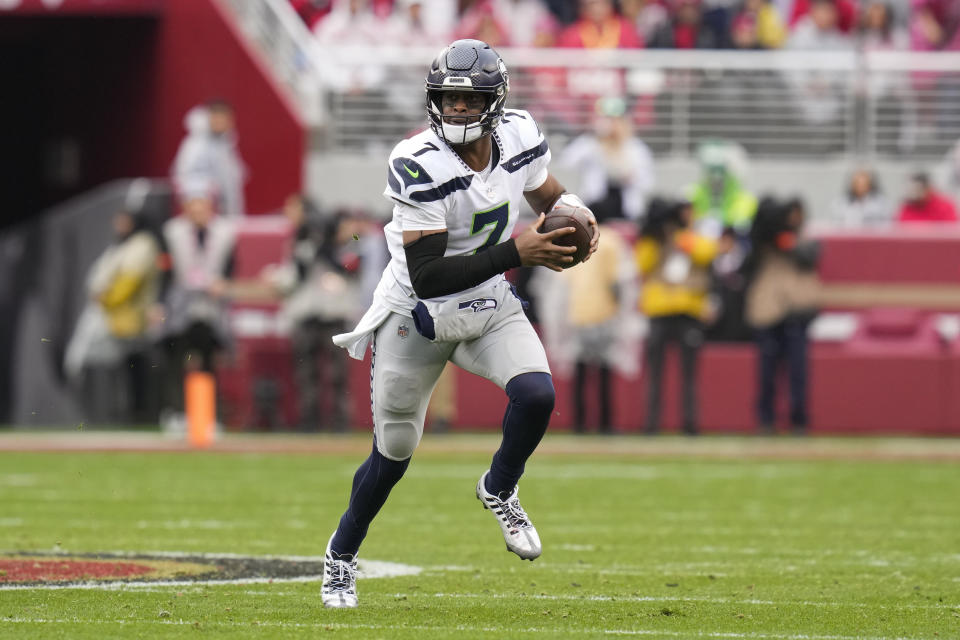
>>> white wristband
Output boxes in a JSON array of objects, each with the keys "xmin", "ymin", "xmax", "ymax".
[{"xmin": 553, "ymin": 192, "xmax": 587, "ymax": 210}]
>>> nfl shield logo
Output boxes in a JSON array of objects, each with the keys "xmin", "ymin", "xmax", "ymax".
[{"xmin": 397, "ymin": 324, "xmax": 409, "ymax": 338}]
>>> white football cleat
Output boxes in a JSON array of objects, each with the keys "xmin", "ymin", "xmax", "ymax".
[
  {"xmin": 476, "ymin": 471, "xmax": 542, "ymax": 561},
  {"xmin": 321, "ymin": 535, "xmax": 358, "ymax": 609}
]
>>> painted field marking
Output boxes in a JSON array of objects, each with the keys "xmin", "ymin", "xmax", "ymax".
[
  {"xmin": 403, "ymin": 591, "xmax": 958, "ymax": 611},
  {"xmin": 0, "ymin": 553, "xmax": 419, "ymax": 590},
  {"xmin": 0, "ymin": 617, "xmax": 920, "ymax": 640}
]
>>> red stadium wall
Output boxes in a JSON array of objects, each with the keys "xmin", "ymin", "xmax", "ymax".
[
  {"xmin": 0, "ymin": 0, "xmax": 303, "ymax": 217},
  {"xmin": 146, "ymin": 0, "xmax": 304, "ymax": 214},
  {"xmin": 221, "ymin": 227, "xmax": 960, "ymax": 436}
]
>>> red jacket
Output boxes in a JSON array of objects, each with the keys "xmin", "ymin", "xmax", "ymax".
[{"xmin": 897, "ymin": 192, "xmax": 959, "ymax": 223}]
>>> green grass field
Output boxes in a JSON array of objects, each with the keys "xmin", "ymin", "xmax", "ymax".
[{"xmin": 1, "ymin": 433, "xmax": 958, "ymax": 639}]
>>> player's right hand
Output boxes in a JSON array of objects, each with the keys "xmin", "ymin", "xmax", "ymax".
[{"xmin": 514, "ymin": 213, "xmax": 577, "ymax": 272}]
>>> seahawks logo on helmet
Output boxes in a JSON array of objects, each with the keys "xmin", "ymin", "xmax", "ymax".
[{"xmin": 425, "ymin": 39, "xmax": 509, "ymax": 146}]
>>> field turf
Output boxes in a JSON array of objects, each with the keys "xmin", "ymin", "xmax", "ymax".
[{"xmin": 0, "ymin": 433, "xmax": 958, "ymax": 639}]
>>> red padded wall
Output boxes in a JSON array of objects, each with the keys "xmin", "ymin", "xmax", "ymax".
[{"xmin": 147, "ymin": 0, "xmax": 304, "ymax": 215}]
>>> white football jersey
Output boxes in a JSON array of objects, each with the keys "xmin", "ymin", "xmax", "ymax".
[{"xmin": 373, "ymin": 109, "xmax": 551, "ymax": 313}]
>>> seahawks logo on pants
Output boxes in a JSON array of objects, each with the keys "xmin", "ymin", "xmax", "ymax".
[{"xmin": 459, "ymin": 298, "xmax": 497, "ymax": 313}]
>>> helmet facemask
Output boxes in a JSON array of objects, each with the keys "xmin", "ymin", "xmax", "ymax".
[
  {"xmin": 425, "ymin": 40, "xmax": 509, "ymax": 146},
  {"xmin": 427, "ymin": 88, "xmax": 506, "ymax": 146}
]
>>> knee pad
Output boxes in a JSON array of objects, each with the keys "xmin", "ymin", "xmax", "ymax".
[
  {"xmin": 380, "ymin": 370, "xmax": 421, "ymax": 413},
  {"xmin": 506, "ymin": 372, "xmax": 555, "ymax": 414},
  {"xmin": 378, "ymin": 421, "xmax": 420, "ymax": 461},
  {"xmin": 374, "ymin": 369, "xmax": 431, "ymax": 460}
]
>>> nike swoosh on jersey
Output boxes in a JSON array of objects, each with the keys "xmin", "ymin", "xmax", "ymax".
[{"xmin": 404, "ymin": 165, "xmax": 419, "ymax": 179}]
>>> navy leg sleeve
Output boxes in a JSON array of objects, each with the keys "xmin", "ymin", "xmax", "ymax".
[
  {"xmin": 330, "ymin": 441, "xmax": 410, "ymax": 556},
  {"xmin": 485, "ymin": 372, "xmax": 555, "ymax": 496}
]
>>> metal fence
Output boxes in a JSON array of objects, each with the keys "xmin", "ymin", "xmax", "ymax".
[
  {"xmin": 322, "ymin": 48, "xmax": 960, "ymax": 161},
  {"xmin": 217, "ymin": 1, "xmax": 960, "ymax": 161}
]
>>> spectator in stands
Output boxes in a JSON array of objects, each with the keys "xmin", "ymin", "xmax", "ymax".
[
  {"xmin": 787, "ymin": 0, "xmax": 851, "ymax": 49},
  {"xmin": 312, "ymin": 0, "xmax": 390, "ymax": 92},
  {"xmin": 455, "ymin": 0, "xmax": 559, "ymax": 46},
  {"xmin": 909, "ymin": 0, "xmax": 960, "ymax": 136},
  {"xmin": 785, "ymin": 0, "xmax": 851, "ymax": 130},
  {"xmin": 647, "ymin": 0, "xmax": 731, "ymax": 48},
  {"xmin": 171, "ymin": 100, "xmax": 247, "ymax": 219},
  {"xmin": 857, "ymin": 1, "xmax": 908, "ymax": 51},
  {"xmin": 910, "ymin": 0, "xmax": 960, "ymax": 52},
  {"xmin": 897, "ymin": 172, "xmax": 959, "ymax": 223},
  {"xmin": 637, "ymin": 198, "xmax": 719, "ymax": 435},
  {"xmin": 64, "ymin": 209, "xmax": 161, "ymax": 424},
  {"xmin": 157, "ymin": 188, "xmax": 237, "ymax": 435},
  {"xmin": 558, "ymin": 97, "xmax": 656, "ymax": 223},
  {"xmin": 621, "ymin": 0, "xmax": 670, "ymax": 44},
  {"xmin": 829, "ymin": 169, "xmax": 892, "ymax": 228},
  {"xmin": 265, "ymin": 194, "xmax": 357, "ymax": 431},
  {"xmin": 291, "ymin": 0, "xmax": 333, "ymax": 30},
  {"xmin": 688, "ymin": 140, "xmax": 757, "ymax": 238},
  {"xmin": 732, "ymin": 0, "xmax": 787, "ymax": 49},
  {"xmin": 786, "ymin": 0, "xmax": 857, "ymax": 34},
  {"xmin": 558, "ymin": 0, "xmax": 643, "ymax": 48},
  {"xmin": 388, "ymin": 0, "xmax": 455, "ymax": 45},
  {"xmin": 454, "ymin": 0, "xmax": 512, "ymax": 46},
  {"xmin": 743, "ymin": 197, "xmax": 820, "ymax": 435}
]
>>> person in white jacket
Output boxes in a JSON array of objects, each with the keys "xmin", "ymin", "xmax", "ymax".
[{"xmin": 171, "ymin": 100, "xmax": 247, "ymax": 218}]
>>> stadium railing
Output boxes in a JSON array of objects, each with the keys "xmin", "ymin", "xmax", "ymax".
[{"xmin": 212, "ymin": 4, "xmax": 960, "ymax": 163}]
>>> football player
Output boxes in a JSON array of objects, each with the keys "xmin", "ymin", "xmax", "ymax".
[{"xmin": 321, "ymin": 39, "xmax": 599, "ymax": 608}]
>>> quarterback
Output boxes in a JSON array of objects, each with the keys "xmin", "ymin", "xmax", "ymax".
[{"xmin": 321, "ymin": 39, "xmax": 599, "ymax": 608}]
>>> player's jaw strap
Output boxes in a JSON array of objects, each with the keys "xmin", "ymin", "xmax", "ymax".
[{"xmin": 404, "ymin": 231, "xmax": 521, "ymax": 300}]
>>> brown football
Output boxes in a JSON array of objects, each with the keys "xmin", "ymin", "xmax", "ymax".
[{"xmin": 539, "ymin": 206, "xmax": 593, "ymax": 268}]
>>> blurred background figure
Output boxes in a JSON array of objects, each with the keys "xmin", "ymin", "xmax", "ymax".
[
  {"xmin": 171, "ymin": 100, "xmax": 247, "ymax": 219},
  {"xmin": 637, "ymin": 198, "xmax": 718, "ymax": 435},
  {"xmin": 64, "ymin": 209, "xmax": 161, "ymax": 425},
  {"xmin": 743, "ymin": 197, "xmax": 821, "ymax": 435},
  {"xmin": 731, "ymin": 0, "xmax": 787, "ymax": 49},
  {"xmin": 829, "ymin": 168, "xmax": 891, "ymax": 228},
  {"xmin": 688, "ymin": 140, "xmax": 757, "ymax": 238},
  {"xmin": 621, "ymin": 0, "xmax": 670, "ymax": 45},
  {"xmin": 897, "ymin": 172, "xmax": 958, "ymax": 223},
  {"xmin": 647, "ymin": 0, "xmax": 730, "ymax": 49},
  {"xmin": 566, "ymin": 225, "xmax": 637, "ymax": 434},
  {"xmin": 559, "ymin": 97, "xmax": 656, "ymax": 223},
  {"xmin": 785, "ymin": 0, "xmax": 852, "ymax": 138},
  {"xmin": 537, "ymin": 222, "xmax": 639, "ymax": 434},
  {"xmin": 558, "ymin": 0, "xmax": 643, "ymax": 48},
  {"xmin": 857, "ymin": 1, "xmax": 907, "ymax": 51},
  {"xmin": 454, "ymin": 0, "xmax": 560, "ymax": 47},
  {"xmin": 388, "ymin": 0, "xmax": 452, "ymax": 45},
  {"xmin": 265, "ymin": 194, "xmax": 358, "ymax": 432},
  {"xmin": 158, "ymin": 189, "xmax": 237, "ymax": 434}
]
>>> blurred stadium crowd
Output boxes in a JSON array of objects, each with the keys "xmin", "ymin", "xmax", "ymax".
[{"xmin": 291, "ymin": 0, "xmax": 955, "ymax": 54}]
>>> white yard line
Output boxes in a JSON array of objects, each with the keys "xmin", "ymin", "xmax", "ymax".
[
  {"xmin": 0, "ymin": 617, "xmax": 919, "ymax": 639},
  {"xmin": 405, "ymin": 591, "xmax": 958, "ymax": 611}
]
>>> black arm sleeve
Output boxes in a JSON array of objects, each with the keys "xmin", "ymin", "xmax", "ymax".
[{"xmin": 404, "ymin": 232, "xmax": 521, "ymax": 300}]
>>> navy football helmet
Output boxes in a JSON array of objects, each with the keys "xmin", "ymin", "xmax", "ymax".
[{"xmin": 425, "ymin": 39, "xmax": 509, "ymax": 146}]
